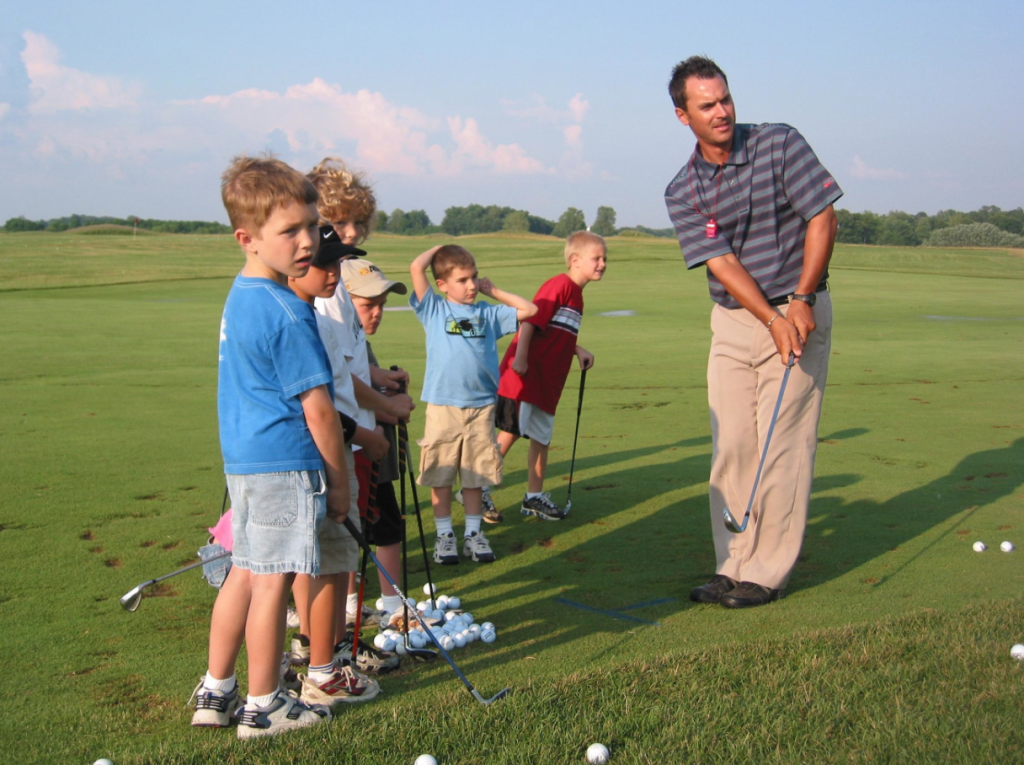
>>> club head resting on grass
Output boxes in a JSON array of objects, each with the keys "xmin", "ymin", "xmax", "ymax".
[
  {"xmin": 119, "ymin": 584, "xmax": 145, "ymax": 612},
  {"xmin": 472, "ymin": 687, "xmax": 511, "ymax": 705}
]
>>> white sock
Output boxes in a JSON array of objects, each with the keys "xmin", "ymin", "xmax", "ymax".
[
  {"xmin": 346, "ymin": 593, "xmax": 359, "ymax": 611},
  {"xmin": 526, "ymin": 491, "xmax": 543, "ymax": 500},
  {"xmin": 204, "ymin": 672, "xmax": 236, "ymax": 692},
  {"xmin": 435, "ymin": 516, "xmax": 454, "ymax": 537},
  {"xmin": 382, "ymin": 594, "xmax": 403, "ymax": 614},
  {"xmin": 247, "ymin": 687, "xmax": 280, "ymax": 708},
  {"xmin": 308, "ymin": 663, "xmax": 335, "ymax": 684},
  {"xmin": 464, "ymin": 515, "xmax": 482, "ymax": 537}
]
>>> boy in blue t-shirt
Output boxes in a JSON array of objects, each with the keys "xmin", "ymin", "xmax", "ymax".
[
  {"xmin": 409, "ymin": 244, "xmax": 536, "ymax": 564},
  {"xmin": 191, "ymin": 155, "xmax": 351, "ymax": 739}
]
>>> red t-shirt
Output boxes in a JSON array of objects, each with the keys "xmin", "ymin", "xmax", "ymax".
[{"xmin": 498, "ymin": 273, "xmax": 583, "ymax": 414}]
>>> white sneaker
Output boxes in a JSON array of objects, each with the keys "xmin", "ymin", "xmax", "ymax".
[
  {"xmin": 286, "ymin": 606, "xmax": 300, "ymax": 630},
  {"xmin": 434, "ymin": 532, "xmax": 459, "ymax": 565},
  {"xmin": 463, "ymin": 530, "xmax": 496, "ymax": 563},
  {"xmin": 455, "ymin": 487, "xmax": 503, "ymax": 523},
  {"xmin": 288, "ymin": 633, "xmax": 310, "ymax": 666},
  {"xmin": 189, "ymin": 678, "xmax": 241, "ymax": 727},
  {"xmin": 236, "ymin": 690, "xmax": 330, "ymax": 739},
  {"xmin": 299, "ymin": 665, "xmax": 381, "ymax": 706}
]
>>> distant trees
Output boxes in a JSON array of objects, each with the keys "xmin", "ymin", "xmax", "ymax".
[
  {"xmin": 836, "ymin": 206, "xmax": 1024, "ymax": 247},
  {"xmin": 1, "ymin": 214, "xmax": 229, "ymax": 234},
  {"xmin": 3, "ymin": 217, "xmax": 46, "ymax": 232},
  {"xmin": 502, "ymin": 210, "xmax": 530, "ymax": 232},
  {"xmin": 926, "ymin": 223, "xmax": 1024, "ymax": 248},
  {"xmin": 591, "ymin": 206, "xmax": 617, "ymax": 237},
  {"xmin": 552, "ymin": 207, "xmax": 586, "ymax": 238}
]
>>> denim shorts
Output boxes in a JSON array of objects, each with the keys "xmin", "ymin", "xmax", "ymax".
[
  {"xmin": 227, "ymin": 470, "xmax": 326, "ymax": 575},
  {"xmin": 317, "ymin": 448, "xmax": 359, "ymax": 575}
]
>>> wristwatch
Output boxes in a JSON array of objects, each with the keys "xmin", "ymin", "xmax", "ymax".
[{"xmin": 791, "ymin": 292, "xmax": 817, "ymax": 307}]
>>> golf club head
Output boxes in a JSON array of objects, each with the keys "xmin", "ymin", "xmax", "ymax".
[
  {"xmin": 120, "ymin": 585, "xmax": 144, "ymax": 612},
  {"xmin": 722, "ymin": 507, "xmax": 748, "ymax": 534},
  {"xmin": 472, "ymin": 687, "xmax": 511, "ymax": 705},
  {"xmin": 563, "ymin": 499, "xmax": 572, "ymax": 517},
  {"xmin": 406, "ymin": 648, "xmax": 439, "ymax": 663}
]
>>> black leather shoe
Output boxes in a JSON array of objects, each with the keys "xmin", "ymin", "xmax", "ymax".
[
  {"xmin": 689, "ymin": 575, "xmax": 738, "ymax": 604},
  {"xmin": 719, "ymin": 581, "xmax": 783, "ymax": 609}
]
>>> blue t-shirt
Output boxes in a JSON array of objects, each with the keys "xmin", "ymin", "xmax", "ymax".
[
  {"xmin": 410, "ymin": 289, "xmax": 518, "ymax": 408},
  {"xmin": 218, "ymin": 275, "xmax": 335, "ymax": 474}
]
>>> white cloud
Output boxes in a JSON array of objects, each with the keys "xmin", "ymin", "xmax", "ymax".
[
  {"xmin": 567, "ymin": 93, "xmax": 589, "ymax": 124},
  {"xmin": 850, "ymin": 155, "xmax": 907, "ymax": 181},
  {"xmin": 0, "ymin": 103, "xmax": 10, "ymax": 123},
  {"xmin": 447, "ymin": 116, "xmax": 547, "ymax": 175},
  {"xmin": 21, "ymin": 31, "xmax": 140, "ymax": 114},
  {"xmin": 563, "ymin": 124, "xmax": 583, "ymax": 148}
]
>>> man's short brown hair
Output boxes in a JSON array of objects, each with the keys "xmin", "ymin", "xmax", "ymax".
[
  {"xmin": 307, "ymin": 157, "xmax": 377, "ymax": 244},
  {"xmin": 431, "ymin": 245, "xmax": 476, "ymax": 282},
  {"xmin": 565, "ymin": 230, "xmax": 606, "ymax": 268},
  {"xmin": 221, "ymin": 154, "xmax": 318, "ymax": 232},
  {"xmin": 668, "ymin": 55, "xmax": 728, "ymax": 111}
]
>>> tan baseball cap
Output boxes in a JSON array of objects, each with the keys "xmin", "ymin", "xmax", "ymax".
[{"xmin": 340, "ymin": 258, "xmax": 408, "ymax": 298}]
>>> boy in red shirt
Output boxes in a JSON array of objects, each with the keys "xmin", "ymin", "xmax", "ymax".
[{"xmin": 493, "ymin": 231, "xmax": 607, "ymax": 521}]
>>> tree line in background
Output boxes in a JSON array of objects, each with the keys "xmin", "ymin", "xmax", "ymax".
[{"xmin": 4, "ymin": 205, "xmax": 1024, "ymax": 248}]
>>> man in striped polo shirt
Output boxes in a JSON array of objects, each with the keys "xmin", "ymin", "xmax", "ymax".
[{"xmin": 665, "ymin": 56, "xmax": 841, "ymax": 609}]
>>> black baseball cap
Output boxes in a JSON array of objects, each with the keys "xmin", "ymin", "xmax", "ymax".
[{"xmin": 314, "ymin": 225, "xmax": 366, "ymax": 267}]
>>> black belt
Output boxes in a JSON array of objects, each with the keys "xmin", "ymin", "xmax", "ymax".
[{"xmin": 767, "ymin": 281, "xmax": 828, "ymax": 307}]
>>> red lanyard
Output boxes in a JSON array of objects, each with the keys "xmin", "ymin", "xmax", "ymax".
[{"xmin": 688, "ymin": 154, "xmax": 725, "ymax": 238}]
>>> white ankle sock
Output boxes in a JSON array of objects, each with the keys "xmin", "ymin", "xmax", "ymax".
[
  {"xmin": 204, "ymin": 672, "xmax": 236, "ymax": 692},
  {"xmin": 464, "ymin": 515, "xmax": 482, "ymax": 537},
  {"xmin": 247, "ymin": 688, "xmax": 279, "ymax": 708},
  {"xmin": 308, "ymin": 663, "xmax": 335, "ymax": 683},
  {"xmin": 526, "ymin": 491, "xmax": 543, "ymax": 500},
  {"xmin": 382, "ymin": 594, "xmax": 403, "ymax": 614},
  {"xmin": 435, "ymin": 516, "xmax": 454, "ymax": 536}
]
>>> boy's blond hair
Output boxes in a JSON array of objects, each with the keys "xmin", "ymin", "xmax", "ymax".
[
  {"xmin": 431, "ymin": 244, "xmax": 476, "ymax": 282},
  {"xmin": 221, "ymin": 154, "xmax": 318, "ymax": 232},
  {"xmin": 307, "ymin": 157, "xmax": 377, "ymax": 243},
  {"xmin": 565, "ymin": 230, "xmax": 606, "ymax": 268}
]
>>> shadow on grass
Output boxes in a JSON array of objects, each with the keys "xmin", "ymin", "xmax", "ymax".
[{"xmin": 794, "ymin": 436, "xmax": 1024, "ymax": 593}]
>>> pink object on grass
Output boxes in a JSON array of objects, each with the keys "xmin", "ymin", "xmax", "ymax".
[{"xmin": 208, "ymin": 509, "xmax": 234, "ymax": 551}]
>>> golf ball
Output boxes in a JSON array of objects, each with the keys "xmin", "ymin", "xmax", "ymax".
[
  {"xmin": 1001, "ymin": 541, "xmax": 1015, "ymax": 553},
  {"xmin": 435, "ymin": 595, "xmax": 449, "ymax": 610},
  {"xmin": 468, "ymin": 623, "xmax": 481, "ymax": 637},
  {"xmin": 1011, "ymin": 644, "xmax": 1024, "ymax": 660},
  {"xmin": 461, "ymin": 611, "xmax": 474, "ymax": 624},
  {"xmin": 440, "ymin": 635, "xmax": 455, "ymax": 651},
  {"xmin": 94, "ymin": 760, "xmax": 115, "ymax": 765},
  {"xmin": 373, "ymin": 634, "xmax": 389, "ymax": 650},
  {"xmin": 481, "ymin": 621, "xmax": 495, "ymax": 632},
  {"xmin": 973, "ymin": 541, "xmax": 987, "ymax": 552},
  {"xmin": 480, "ymin": 627, "xmax": 496, "ymax": 643},
  {"xmin": 394, "ymin": 641, "xmax": 408, "ymax": 656},
  {"xmin": 381, "ymin": 637, "xmax": 397, "ymax": 652},
  {"xmin": 416, "ymin": 601, "xmax": 429, "ymax": 612},
  {"xmin": 447, "ymin": 595, "xmax": 461, "ymax": 609},
  {"xmin": 409, "ymin": 631, "xmax": 427, "ymax": 649},
  {"xmin": 446, "ymin": 609, "xmax": 460, "ymax": 621},
  {"xmin": 422, "ymin": 583, "xmax": 436, "ymax": 596},
  {"xmin": 415, "ymin": 756, "xmax": 437, "ymax": 765},
  {"xmin": 586, "ymin": 743, "xmax": 610, "ymax": 764},
  {"xmin": 375, "ymin": 598, "xmax": 385, "ymax": 611},
  {"xmin": 462, "ymin": 629, "xmax": 475, "ymax": 643},
  {"xmin": 453, "ymin": 632, "xmax": 467, "ymax": 648}
]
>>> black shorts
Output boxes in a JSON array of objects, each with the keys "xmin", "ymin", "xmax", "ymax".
[
  {"xmin": 495, "ymin": 395, "xmax": 523, "ymax": 438},
  {"xmin": 364, "ymin": 480, "xmax": 402, "ymax": 547}
]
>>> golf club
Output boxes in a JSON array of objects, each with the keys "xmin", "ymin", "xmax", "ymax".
[
  {"xmin": 120, "ymin": 549, "xmax": 231, "ymax": 612},
  {"xmin": 723, "ymin": 353, "xmax": 796, "ymax": 534},
  {"xmin": 392, "ymin": 366, "xmax": 437, "ymax": 614},
  {"xmin": 564, "ymin": 366, "xmax": 588, "ymax": 515},
  {"xmin": 342, "ymin": 517, "xmax": 510, "ymax": 706},
  {"xmin": 350, "ymin": 460, "xmax": 378, "ymax": 665}
]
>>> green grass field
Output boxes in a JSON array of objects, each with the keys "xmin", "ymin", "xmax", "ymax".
[{"xmin": 1, "ymin": 232, "xmax": 1023, "ymax": 764}]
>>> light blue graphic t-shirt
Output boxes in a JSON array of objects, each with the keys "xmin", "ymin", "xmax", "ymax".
[
  {"xmin": 218, "ymin": 275, "xmax": 334, "ymax": 474},
  {"xmin": 410, "ymin": 289, "xmax": 518, "ymax": 408}
]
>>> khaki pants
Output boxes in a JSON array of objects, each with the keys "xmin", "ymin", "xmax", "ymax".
[{"xmin": 707, "ymin": 292, "xmax": 832, "ymax": 590}]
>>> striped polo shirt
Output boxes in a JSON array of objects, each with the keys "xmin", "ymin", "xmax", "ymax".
[{"xmin": 665, "ymin": 123, "xmax": 842, "ymax": 308}]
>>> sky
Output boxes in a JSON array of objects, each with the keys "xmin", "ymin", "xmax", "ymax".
[{"xmin": 1, "ymin": 0, "xmax": 1022, "ymax": 229}]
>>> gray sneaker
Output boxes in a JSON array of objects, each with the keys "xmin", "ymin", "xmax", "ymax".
[
  {"xmin": 462, "ymin": 530, "xmax": 496, "ymax": 563},
  {"xmin": 334, "ymin": 631, "xmax": 401, "ymax": 675},
  {"xmin": 434, "ymin": 532, "xmax": 459, "ymax": 565},
  {"xmin": 236, "ymin": 691, "xmax": 330, "ymax": 739},
  {"xmin": 455, "ymin": 487, "xmax": 503, "ymax": 524},
  {"xmin": 521, "ymin": 492, "xmax": 566, "ymax": 521},
  {"xmin": 189, "ymin": 679, "xmax": 241, "ymax": 727}
]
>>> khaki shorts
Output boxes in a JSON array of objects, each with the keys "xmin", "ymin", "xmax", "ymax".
[
  {"xmin": 417, "ymin": 403, "xmax": 502, "ymax": 489},
  {"xmin": 318, "ymin": 446, "xmax": 360, "ymax": 575}
]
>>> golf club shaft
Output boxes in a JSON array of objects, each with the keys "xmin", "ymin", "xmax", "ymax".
[
  {"xmin": 152, "ymin": 550, "xmax": 230, "ymax": 586},
  {"xmin": 342, "ymin": 517, "xmax": 495, "ymax": 702},
  {"xmin": 566, "ymin": 366, "xmax": 588, "ymax": 506},
  {"xmin": 352, "ymin": 459, "xmax": 380, "ymax": 660}
]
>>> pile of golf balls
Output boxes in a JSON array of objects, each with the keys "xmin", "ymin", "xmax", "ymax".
[
  {"xmin": 586, "ymin": 743, "xmax": 610, "ymax": 764},
  {"xmin": 385, "ymin": 586, "xmax": 497, "ymax": 651}
]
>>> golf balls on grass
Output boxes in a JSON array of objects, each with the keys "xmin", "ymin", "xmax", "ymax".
[
  {"xmin": 1001, "ymin": 541, "xmax": 1015, "ymax": 553},
  {"xmin": 422, "ymin": 583, "xmax": 436, "ymax": 596},
  {"xmin": 480, "ymin": 627, "xmax": 496, "ymax": 643},
  {"xmin": 1011, "ymin": 644, "xmax": 1024, "ymax": 660},
  {"xmin": 373, "ymin": 634, "xmax": 389, "ymax": 650},
  {"xmin": 447, "ymin": 595, "xmax": 461, "ymax": 609},
  {"xmin": 409, "ymin": 631, "xmax": 427, "ymax": 649},
  {"xmin": 381, "ymin": 637, "xmax": 397, "ymax": 652},
  {"xmin": 453, "ymin": 632, "xmax": 467, "ymax": 648},
  {"xmin": 435, "ymin": 595, "xmax": 449, "ymax": 610},
  {"xmin": 439, "ymin": 635, "xmax": 455, "ymax": 651},
  {"xmin": 586, "ymin": 743, "xmax": 610, "ymax": 764},
  {"xmin": 460, "ymin": 611, "xmax": 474, "ymax": 624},
  {"xmin": 973, "ymin": 541, "xmax": 987, "ymax": 552},
  {"xmin": 415, "ymin": 756, "xmax": 437, "ymax": 765}
]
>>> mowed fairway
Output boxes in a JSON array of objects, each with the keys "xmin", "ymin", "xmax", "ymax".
[{"xmin": 1, "ymin": 232, "xmax": 1023, "ymax": 764}]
